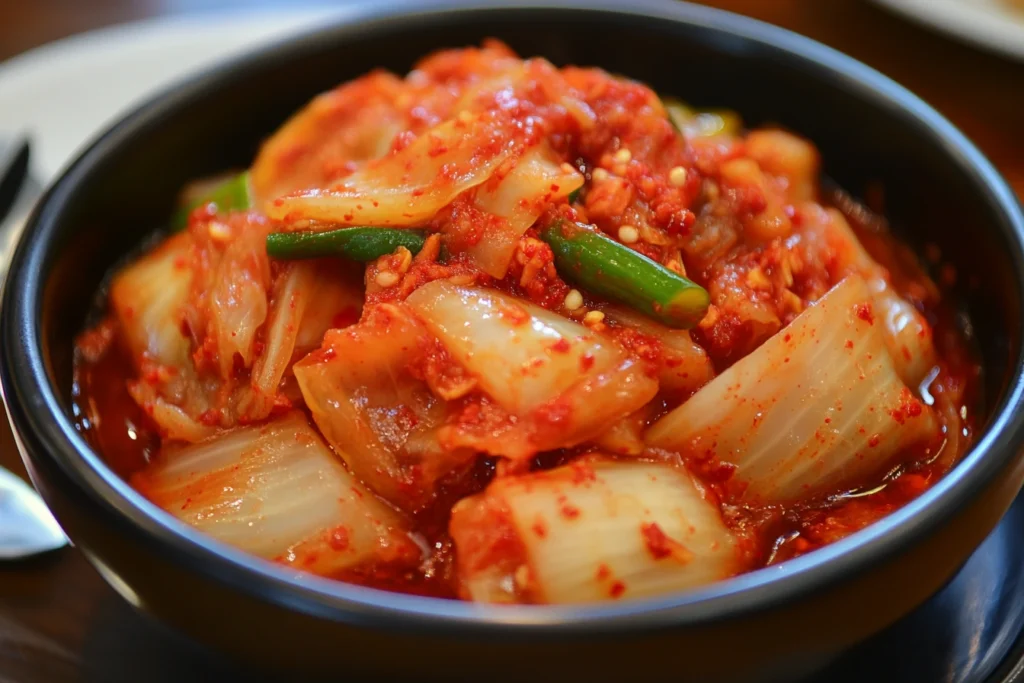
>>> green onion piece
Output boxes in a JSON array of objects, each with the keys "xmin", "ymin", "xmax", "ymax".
[
  {"xmin": 567, "ymin": 186, "xmax": 582, "ymax": 204},
  {"xmin": 266, "ymin": 227, "xmax": 427, "ymax": 262},
  {"xmin": 172, "ymin": 171, "xmax": 252, "ymax": 230},
  {"xmin": 539, "ymin": 221, "xmax": 709, "ymax": 329},
  {"xmin": 663, "ymin": 98, "xmax": 741, "ymax": 138}
]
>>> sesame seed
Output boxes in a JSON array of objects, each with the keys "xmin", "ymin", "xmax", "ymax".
[
  {"xmin": 514, "ymin": 565, "xmax": 531, "ymax": 589},
  {"xmin": 669, "ymin": 166, "xmax": 688, "ymax": 187},
  {"xmin": 207, "ymin": 221, "xmax": 232, "ymax": 243},
  {"xmin": 375, "ymin": 271, "xmax": 400, "ymax": 287},
  {"xmin": 591, "ymin": 168, "xmax": 609, "ymax": 182},
  {"xmin": 584, "ymin": 310, "xmax": 605, "ymax": 325},
  {"xmin": 613, "ymin": 148, "xmax": 632, "ymax": 164},
  {"xmin": 394, "ymin": 246, "xmax": 413, "ymax": 274},
  {"xmin": 564, "ymin": 289, "xmax": 584, "ymax": 311},
  {"xmin": 618, "ymin": 225, "xmax": 639, "ymax": 244}
]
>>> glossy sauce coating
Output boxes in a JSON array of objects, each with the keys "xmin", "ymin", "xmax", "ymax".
[{"xmin": 72, "ymin": 43, "xmax": 980, "ymax": 601}]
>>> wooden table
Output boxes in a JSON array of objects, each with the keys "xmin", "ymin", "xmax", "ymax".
[{"xmin": 1, "ymin": 1, "xmax": 1023, "ymax": 681}]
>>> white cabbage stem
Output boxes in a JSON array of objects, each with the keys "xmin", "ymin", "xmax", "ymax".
[
  {"xmin": 134, "ymin": 411, "xmax": 421, "ymax": 575},
  {"xmin": 647, "ymin": 275, "xmax": 939, "ymax": 505},
  {"xmin": 450, "ymin": 456, "xmax": 740, "ymax": 603},
  {"xmin": 266, "ymin": 111, "xmax": 520, "ymax": 227},
  {"xmin": 406, "ymin": 281, "xmax": 658, "ymax": 457}
]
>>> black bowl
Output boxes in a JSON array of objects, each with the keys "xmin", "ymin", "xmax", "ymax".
[{"xmin": 3, "ymin": 1, "xmax": 1024, "ymax": 681}]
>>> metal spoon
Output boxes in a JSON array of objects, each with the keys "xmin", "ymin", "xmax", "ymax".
[
  {"xmin": 0, "ymin": 467, "xmax": 66, "ymax": 559},
  {"xmin": 0, "ymin": 136, "xmax": 29, "ymax": 226},
  {"xmin": 0, "ymin": 135, "xmax": 68, "ymax": 559}
]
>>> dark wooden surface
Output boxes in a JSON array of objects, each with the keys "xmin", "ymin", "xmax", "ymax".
[{"xmin": 1, "ymin": 1, "xmax": 1023, "ymax": 681}]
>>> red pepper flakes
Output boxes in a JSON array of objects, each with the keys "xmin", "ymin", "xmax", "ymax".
[
  {"xmin": 641, "ymin": 522, "xmax": 673, "ymax": 560},
  {"xmin": 609, "ymin": 581, "xmax": 626, "ymax": 598},
  {"xmin": 427, "ymin": 140, "xmax": 449, "ymax": 158},
  {"xmin": 640, "ymin": 522, "xmax": 694, "ymax": 563},
  {"xmin": 569, "ymin": 460, "xmax": 597, "ymax": 485},
  {"xmin": 498, "ymin": 301, "xmax": 531, "ymax": 326},
  {"xmin": 854, "ymin": 302, "xmax": 874, "ymax": 324},
  {"xmin": 891, "ymin": 391, "xmax": 924, "ymax": 424},
  {"xmin": 70, "ymin": 43, "xmax": 984, "ymax": 602},
  {"xmin": 560, "ymin": 503, "xmax": 581, "ymax": 519},
  {"xmin": 390, "ymin": 130, "xmax": 416, "ymax": 153},
  {"xmin": 534, "ymin": 397, "xmax": 572, "ymax": 426},
  {"xmin": 329, "ymin": 527, "xmax": 350, "ymax": 551},
  {"xmin": 531, "ymin": 517, "xmax": 548, "ymax": 538}
]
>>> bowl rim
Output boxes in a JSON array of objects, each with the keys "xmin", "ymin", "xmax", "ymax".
[{"xmin": 3, "ymin": 0, "xmax": 1024, "ymax": 636}]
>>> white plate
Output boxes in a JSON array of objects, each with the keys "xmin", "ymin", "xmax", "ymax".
[
  {"xmin": 869, "ymin": 0, "xmax": 1024, "ymax": 62},
  {"xmin": 0, "ymin": 6, "xmax": 348, "ymax": 183}
]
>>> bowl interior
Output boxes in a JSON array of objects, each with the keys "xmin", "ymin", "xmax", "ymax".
[
  {"xmin": 39, "ymin": 4, "xmax": 1021, "ymax": 414},
  {"xmin": 12, "ymin": 0, "xmax": 1024, "ymax": 620}
]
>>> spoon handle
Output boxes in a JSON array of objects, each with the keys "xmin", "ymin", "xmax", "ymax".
[
  {"xmin": 0, "ymin": 136, "xmax": 30, "ymax": 226},
  {"xmin": 0, "ymin": 138, "xmax": 65, "ymax": 559},
  {"xmin": 0, "ymin": 466, "xmax": 67, "ymax": 559}
]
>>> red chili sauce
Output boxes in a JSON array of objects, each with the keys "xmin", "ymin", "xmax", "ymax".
[{"xmin": 71, "ymin": 42, "xmax": 981, "ymax": 600}]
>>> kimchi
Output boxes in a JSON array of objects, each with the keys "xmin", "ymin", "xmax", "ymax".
[{"xmin": 72, "ymin": 41, "xmax": 978, "ymax": 603}]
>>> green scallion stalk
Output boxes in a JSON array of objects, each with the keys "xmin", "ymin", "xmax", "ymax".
[
  {"xmin": 540, "ymin": 221, "xmax": 709, "ymax": 329},
  {"xmin": 172, "ymin": 171, "xmax": 252, "ymax": 230},
  {"xmin": 266, "ymin": 227, "xmax": 427, "ymax": 262}
]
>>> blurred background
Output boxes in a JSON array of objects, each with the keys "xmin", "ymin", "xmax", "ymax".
[
  {"xmin": 2, "ymin": 0, "xmax": 1022, "ymax": 191},
  {"xmin": 0, "ymin": 1, "xmax": 1023, "ymax": 682}
]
